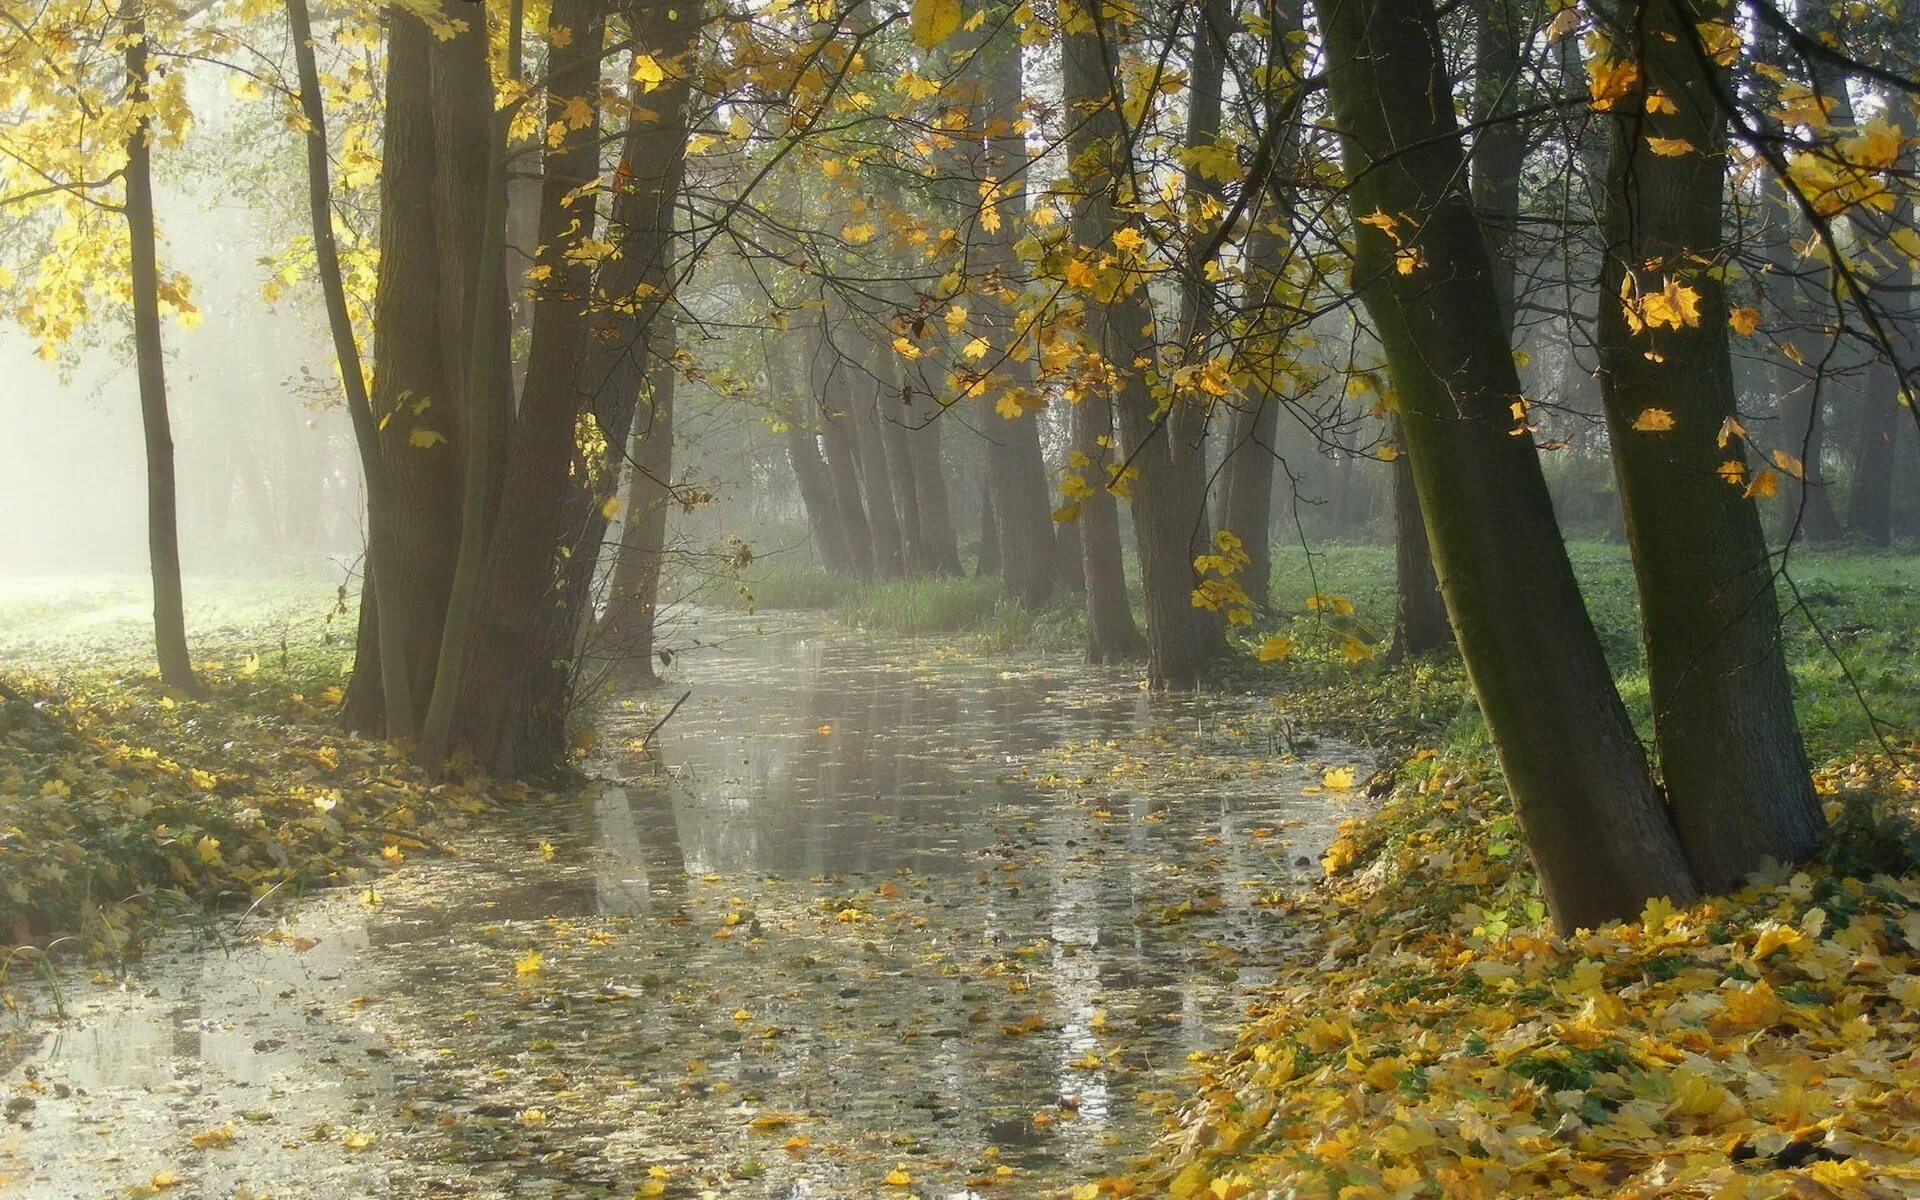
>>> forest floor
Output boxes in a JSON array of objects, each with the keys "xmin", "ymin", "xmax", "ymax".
[{"xmin": 2, "ymin": 544, "xmax": 1918, "ymax": 1198}]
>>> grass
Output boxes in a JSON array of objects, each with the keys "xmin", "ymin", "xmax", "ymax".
[
  {"xmin": 711, "ymin": 561, "xmax": 1085, "ymax": 650},
  {"xmin": 1246, "ymin": 538, "xmax": 1920, "ymax": 760}
]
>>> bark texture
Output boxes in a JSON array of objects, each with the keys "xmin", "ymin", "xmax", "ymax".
[
  {"xmin": 1321, "ymin": 0, "xmax": 1699, "ymax": 931},
  {"xmin": 1595, "ymin": 0, "xmax": 1823, "ymax": 891},
  {"xmin": 1063, "ymin": 4, "xmax": 1220, "ymax": 686},
  {"xmin": 122, "ymin": 10, "xmax": 195, "ymax": 693}
]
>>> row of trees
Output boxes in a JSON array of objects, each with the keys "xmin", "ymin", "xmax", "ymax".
[{"xmin": 4, "ymin": 0, "xmax": 1915, "ymax": 924}]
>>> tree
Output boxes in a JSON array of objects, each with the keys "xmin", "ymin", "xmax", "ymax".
[
  {"xmin": 1061, "ymin": 0, "xmax": 1221, "ymax": 687},
  {"xmin": 1592, "ymin": 0, "xmax": 1824, "ymax": 890},
  {"xmin": 968, "ymin": 8, "xmax": 1059, "ymax": 607},
  {"xmin": 1319, "ymin": 0, "xmax": 1699, "ymax": 931},
  {"xmin": 119, "ymin": 0, "xmax": 195, "ymax": 692},
  {"xmin": 286, "ymin": 0, "xmax": 414, "ymax": 732}
]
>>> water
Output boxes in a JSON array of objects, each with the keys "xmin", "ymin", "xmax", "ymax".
[{"xmin": 2, "ymin": 618, "xmax": 1369, "ymax": 1198}]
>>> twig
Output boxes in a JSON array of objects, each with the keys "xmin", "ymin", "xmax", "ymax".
[{"xmin": 639, "ymin": 689, "xmax": 693, "ymax": 753}]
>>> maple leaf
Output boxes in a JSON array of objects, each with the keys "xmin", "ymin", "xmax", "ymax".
[
  {"xmin": 1633, "ymin": 408, "xmax": 1675, "ymax": 432},
  {"xmin": 909, "ymin": 0, "xmax": 961, "ymax": 49}
]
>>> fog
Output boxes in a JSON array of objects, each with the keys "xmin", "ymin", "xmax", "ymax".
[{"xmin": 0, "ymin": 83, "xmax": 361, "ymax": 583}]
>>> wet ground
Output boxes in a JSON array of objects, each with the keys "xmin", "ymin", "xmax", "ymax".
[{"xmin": 2, "ymin": 618, "xmax": 1369, "ymax": 1199}]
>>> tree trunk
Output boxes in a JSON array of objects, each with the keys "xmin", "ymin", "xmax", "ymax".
[
  {"xmin": 976, "ymin": 483, "xmax": 1001, "ymax": 576},
  {"xmin": 342, "ymin": 10, "xmax": 460, "ymax": 736},
  {"xmin": 429, "ymin": 8, "xmax": 513, "ymax": 518},
  {"xmin": 849, "ymin": 325, "xmax": 906, "ymax": 577},
  {"xmin": 566, "ymin": 0, "xmax": 699, "ymax": 691},
  {"xmin": 288, "ymin": 0, "xmax": 415, "ymax": 733},
  {"xmin": 1219, "ymin": 393, "xmax": 1279, "ymax": 612},
  {"xmin": 1844, "ymin": 78, "xmax": 1917, "ymax": 544},
  {"xmin": 601, "ymin": 328, "xmax": 677, "ymax": 676},
  {"xmin": 1063, "ymin": 7, "xmax": 1220, "ymax": 687},
  {"xmin": 811, "ymin": 317, "xmax": 877, "ymax": 580},
  {"xmin": 439, "ymin": 0, "xmax": 613, "ymax": 774},
  {"xmin": 1320, "ymin": 0, "xmax": 1698, "ymax": 931},
  {"xmin": 1384, "ymin": 0, "xmax": 1528, "ymax": 664},
  {"xmin": 1074, "ymin": 390, "xmax": 1146, "ymax": 661},
  {"xmin": 1470, "ymin": 0, "xmax": 1526, "ymax": 322},
  {"xmin": 872, "ymin": 342, "xmax": 927, "ymax": 573},
  {"xmin": 1386, "ymin": 423, "xmax": 1451, "ymax": 660},
  {"xmin": 121, "ymin": 9, "xmax": 196, "ymax": 693},
  {"xmin": 972, "ymin": 25, "xmax": 1057, "ymax": 607},
  {"xmin": 1169, "ymin": 0, "xmax": 1230, "ymax": 562},
  {"xmin": 1850, "ymin": 358, "xmax": 1903, "ymax": 544},
  {"xmin": 1218, "ymin": 5, "xmax": 1304, "ymax": 613},
  {"xmin": 1594, "ymin": 0, "xmax": 1823, "ymax": 891},
  {"xmin": 905, "ymin": 397, "xmax": 962, "ymax": 575}
]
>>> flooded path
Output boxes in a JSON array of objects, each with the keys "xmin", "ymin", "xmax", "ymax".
[{"xmin": 4, "ymin": 618, "xmax": 1370, "ymax": 1199}]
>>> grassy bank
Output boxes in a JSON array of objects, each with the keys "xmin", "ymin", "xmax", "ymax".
[
  {"xmin": 1240, "ymin": 540, "xmax": 1920, "ymax": 756},
  {"xmin": 1120, "ymin": 542, "xmax": 1920, "ymax": 1200},
  {"xmin": 0, "ymin": 578, "xmax": 499, "ymax": 961},
  {"xmin": 720, "ymin": 561, "xmax": 1085, "ymax": 650}
]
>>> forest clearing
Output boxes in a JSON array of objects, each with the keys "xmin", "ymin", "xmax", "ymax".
[{"xmin": 5, "ymin": 0, "xmax": 1920, "ymax": 1195}]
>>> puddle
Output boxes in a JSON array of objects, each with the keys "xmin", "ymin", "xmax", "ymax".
[{"xmin": 4, "ymin": 617, "xmax": 1369, "ymax": 1198}]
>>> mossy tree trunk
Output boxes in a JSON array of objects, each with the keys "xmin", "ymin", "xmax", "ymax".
[
  {"xmin": 1319, "ymin": 0, "xmax": 1699, "ymax": 931},
  {"xmin": 1594, "ymin": 0, "xmax": 1823, "ymax": 891}
]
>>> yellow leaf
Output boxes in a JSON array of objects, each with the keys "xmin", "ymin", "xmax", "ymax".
[
  {"xmin": 601, "ymin": 496, "xmax": 623, "ymax": 520},
  {"xmin": 150, "ymin": 1171, "xmax": 184, "ymax": 1190},
  {"xmin": 1589, "ymin": 58, "xmax": 1640, "ymax": 110},
  {"xmin": 1255, "ymin": 635, "xmax": 1294, "ymax": 663},
  {"xmin": 342, "ymin": 1128, "xmax": 377, "ymax": 1150},
  {"xmin": 884, "ymin": 1165, "xmax": 914, "ymax": 1187},
  {"xmin": 630, "ymin": 54, "xmax": 665, "ymax": 92},
  {"xmin": 1717, "ymin": 415, "xmax": 1746, "ymax": 448},
  {"xmin": 516, "ymin": 949, "xmax": 544, "ymax": 977},
  {"xmin": 1771, "ymin": 448, "xmax": 1805, "ymax": 479},
  {"xmin": 1717, "ymin": 459, "xmax": 1746, "ymax": 487},
  {"xmin": 1111, "ymin": 226, "xmax": 1146, "ymax": 254},
  {"xmin": 1322, "ymin": 836, "xmax": 1360, "ymax": 876},
  {"xmin": 962, "ymin": 336, "xmax": 991, "ymax": 361},
  {"xmin": 1633, "ymin": 408, "xmax": 1675, "ymax": 432},
  {"xmin": 1728, "ymin": 306, "xmax": 1760, "ymax": 336},
  {"xmin": 1052, "ymin": 502, "xmax": 1083, "ymax": 523},
  {"xmin": 1646, "ymin": 136, "xmax": 1695, "ymax": 156},
  {"xmin": 190, "ymin": 1125, "xmax": 235, "ymax": 1149},
  {"xmin": 909, "ymin": 0, "xmax": 961, "ymax": 49},
  {"xmin": 1322, "ymin": 766, "xmax": 1356, "ymax": 789},
  {"xmin": 409, "ymin": 428, "xmax": 447, "ymax": 450}
]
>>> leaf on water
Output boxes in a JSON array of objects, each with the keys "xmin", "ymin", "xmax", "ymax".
[
  {"xmin": 189, "ymin": 1124, "xmax": 235, "ymax": 1149},
  {"xmin": 516, "ymin": 949, "xmax": 544, "ymax": 977}
]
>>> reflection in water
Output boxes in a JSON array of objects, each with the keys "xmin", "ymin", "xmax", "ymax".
[{"xmin": 8, "ymin": 617, "xmax": 1364, "ymax": 1199}]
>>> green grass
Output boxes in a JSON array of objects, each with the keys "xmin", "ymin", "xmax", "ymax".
[
  {"xmin": 1244, "ymin": 539, "xmax": 1920, "ymax": 761},
  {"xmin": 0, "ymin": 573, "xmax": 358, "ymax": 681},
  {"xmin": 709, "ymin": 561, "xmax": 1085, "ymax": 650}
]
